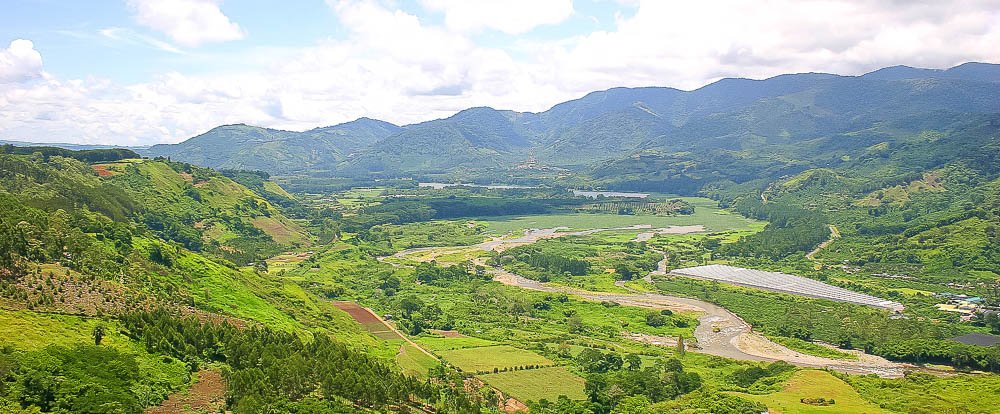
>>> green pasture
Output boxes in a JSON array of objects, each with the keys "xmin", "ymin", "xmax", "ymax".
[
  {"xmin": 732, "ymin": 370, "xmax": 892, "ymax": 414},
  {"xmin": 415, "ymin": 335, "xmax": 497, "ymax": 351},
  {"xmin": 481, "ymin": 366, "xmax": 588, "ymax": 402},
  {"xmin": 475, "ymin": 197, "xmax": 760, "ymax": 234},
  {"xmin": 438, "ymin": 345, "xmax": 554, "ymax": 373}
]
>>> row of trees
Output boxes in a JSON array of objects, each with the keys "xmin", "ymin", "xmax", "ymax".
[
  {"xmin": 121, "ymin": 310, "xmax": 483, "ymax": 412},
  {"xmin": 722, "ymin": 196, "xmax": 831, "ymax": 259}
]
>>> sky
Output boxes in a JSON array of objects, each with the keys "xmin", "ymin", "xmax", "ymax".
[{"xmin": 1, "ymin": 0, "xmax": 998, "ymax": 145}]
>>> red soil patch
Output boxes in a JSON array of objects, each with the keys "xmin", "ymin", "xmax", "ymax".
[
  {"xmin": 92, "ymin": 165, "xmax": 115, "ymax": 177},
  {"xmin": 178, "ymin": 172, "xmax": 194, "ymax": 183},
  {"xmin": 331, "ymin": 301, "xmax": 402, "ymax": 339},
  {"xmin": 146, "ymin": 369, "xmax": 226, "ymax": 414}
]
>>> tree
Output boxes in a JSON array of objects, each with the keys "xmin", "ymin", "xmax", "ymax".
[
  {"xmin": 676, "ymin": 334, "xmax": 685, "ymax": 356},
  {"xmin": 254, "ymin": 260, "xmax": 268, "ymax": 274},
  {"xmin": 625, "ymin": 354, "xmax": 642, "ymax": 371},
  {"xmin": 92, "ymin": 324, "xmax": 106, "ymax": 346},
  {"xmin": 645, "ymin": 312, "xmax": 666, "ymax": 327},
  {"xmin": 399, "ymin": 296, "xmax": 424, "ymax": 317},
  {"xmin": 568, "ymin": 315, "xmax": 584, "ymax": 333}
]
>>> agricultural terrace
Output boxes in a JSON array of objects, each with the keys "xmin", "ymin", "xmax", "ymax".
[{"xmin": 331, "ymin": 301, "xmax": 401, "ymax": 340}]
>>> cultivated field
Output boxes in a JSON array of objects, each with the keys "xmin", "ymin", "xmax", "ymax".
[
  {"xmin": 437, "ymin": 345, "xmax": 553, "ymax": 373},
  {"xmin": 732, "ymin": 370, "xmax": 892, "ymax": 414},
  {"xmin": 480, "ymin": 366, "xmax": 588, "ymax": 403},
  {"xmin": 331, "ymin": 301, "xmax": 402, "ymax": 340},
  {"xmin": 477, "ymin": 197, "xmax": 759, "ymax": 234},
  {"xmin": 415, "ymin": 335, "xmax": 497, "ymax": 351},
  {"xmin": 395, "ymin": 342, "xmax": 438, "ymax": 378}
]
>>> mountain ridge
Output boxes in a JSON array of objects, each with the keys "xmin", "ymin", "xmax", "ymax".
[{"xmin": 66, "ymin": 62, "xmax": 1000, "ymax": 176}]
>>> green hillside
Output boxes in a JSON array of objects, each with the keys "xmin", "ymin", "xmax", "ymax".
[
  {"xmin": 0, "ymin": 149, "xmax": 483, "ymax": 413},
  {"xmin": 144, "ymin": 118, "xmax": 402, "ymax": 174},
  {"xmin": 3, "ymin": 63, "xmax": 1000, "ymax": 414}
]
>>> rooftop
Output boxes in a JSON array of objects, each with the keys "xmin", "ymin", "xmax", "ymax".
[
  {"xmin": 670, "ymin": 264, "xmax": 904, "ymax": 311},
  {"xmin": 950, "ymin": 333, "xmax": 1000, "ymax": 347}
]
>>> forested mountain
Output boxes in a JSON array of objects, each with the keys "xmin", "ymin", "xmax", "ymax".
[
  {"xmin": 139, "ymin": 62, "xmax": 1000, "ymax": 179},
  {"xmin": 144, "ymin": 117, "xmax": 402, "ymax": 173}
]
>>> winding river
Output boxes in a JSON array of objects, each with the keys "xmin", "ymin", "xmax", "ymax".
[{"xmin": 390, "ymin": 226, "xmax": 914, "ymax": 378}]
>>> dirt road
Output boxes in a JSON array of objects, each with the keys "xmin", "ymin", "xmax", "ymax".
[
  {"xmin": 146, "ymin": 369, "xmax": 226, "ymax": 414},
  {"xmin": 806, "ymin": 224, "xmax": 841, "ymax": 260}
]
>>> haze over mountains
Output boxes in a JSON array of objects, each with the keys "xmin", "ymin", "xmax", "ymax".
[{"xmin": 133, "ymin": 62, "xmax": 998, "ymax": 180}]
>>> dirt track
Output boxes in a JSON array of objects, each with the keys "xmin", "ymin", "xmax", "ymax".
[{"xmin": 146, "ymin": 369, "xmax": 226, "ymax": 414}]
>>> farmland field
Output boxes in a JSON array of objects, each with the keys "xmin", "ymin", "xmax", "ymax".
[
  {"xmin": 732, "ymin": 370, "xmax": 892, "ymax": 414},
  {"xmin": 331, "ymin": 301, "xmax": 402, "ymax": 340},
  {"xmin": 395, "ymin": 342, "xmax": 438, "ymax": 378},
  {"xmin": 437, "ymin": 345, "xmax": 554, "ymax": 373},
  {"xmin": 480, "ymin": 366, "xmax": 588, "ymax": 403},
  {"xmin": 415, "ymin": 335, "xmax": 497, "ymax": 351},
  {"xmin": 476, "ymin": 197, "xmax": 760, "ymax": 234}
]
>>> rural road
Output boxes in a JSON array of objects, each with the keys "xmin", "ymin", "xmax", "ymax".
[{"xmin": 806, "ymin": 224, "xmax": 841, "ymax": 261}]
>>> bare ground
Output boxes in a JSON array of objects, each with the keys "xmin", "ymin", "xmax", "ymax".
[{"xmin": 146, "ymin": 369, "xmax": 226, "ymax": 414}]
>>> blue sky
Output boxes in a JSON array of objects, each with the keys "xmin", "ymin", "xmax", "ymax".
[{"xmin": 1, "ymin": 0, "xmax": 997, "ymax": 145}]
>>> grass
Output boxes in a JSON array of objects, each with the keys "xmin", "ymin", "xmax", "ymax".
[
  {"xmin": 0, "ymin": 309, "xmax": 115, "ymax": 350},
  {"xmin": 732, "ymin": 370, "xmax": 892, "ymax": 414},
  {"xmin": 769, "ymin": 336, "xmax": 858, "ymax": 360},
  {"xmin": 263, "ymin": 180, "xmax": 294, "ymax": 198},
  {"xmin": 250, "ymin": 215, "xmax": 310, "ymax": 245},
  {"xmin": 846, "ymin": 372, "xmax": 1000, "ymax": 414},
  {"xmin": 437, "ymin": 345, "xmax": 553, "ymax": 373},
  {"xmin": 415, "ymin": 336, "xmax": 497, "ymax": 351},
  {"xmin": 171, "ymin": 247, "xmax": 303, "ymax": 332},
  {"xmin": 395, "ymin": 341, "xmax": 439, "ymax": 379},
  {"xmin": 480, "ymin": 366, "xmax": 587, "ymax": 402},
  {"xmin": 0, "ymin": 309, "xmax": 192, "ymax": 395},
  {"xmin": 368, "ymin": 220, "xmax": 488, "ymax": 250},
  {"xmin": 476, "ymin": 197, "xmax": 759, "ymax": 234}
]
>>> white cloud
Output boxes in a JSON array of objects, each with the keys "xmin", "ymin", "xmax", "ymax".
[
  {"xmin": 127, "ymin": 0, "xmax": 244, "ymax": 47},
  {"xmin": 0, "ymin": 40, "xmax": 44, "ymax": 84},
  {"xmin": 2, "ymin": 0, "xmax": 999, "ymax": 145},
  {"xmin": 550, "ymin": 0, "xmax": 1000, "ymax": 90},
  {"xmin": 419, "ymin": 0, "xmax": 574, "ymax": 34},
  {"xmin": 99, "ymin": 27, "xmax": 185, "ymax": 54}
]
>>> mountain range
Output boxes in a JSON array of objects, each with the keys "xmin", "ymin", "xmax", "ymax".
[{"xmin": 85, "ymin": 62, "xmax": 1000, "ymax": 180}]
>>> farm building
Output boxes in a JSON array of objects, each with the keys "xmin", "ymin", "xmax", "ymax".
[
  {"xmin": 670, "ymin": 264, "xmax": 904, "ymax": 311},
  {"xmin": 950, "ymin": 333, "xmax": 1000, "ymax": 347}
]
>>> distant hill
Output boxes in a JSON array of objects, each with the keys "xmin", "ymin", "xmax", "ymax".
[
  {"xmin": 0, "ymin": 139, "xmax": 146, "ymax": 152},
  {"xmin": 142, "ymin": 117, "xmax": 401, "ymax": 173},
  {"xmin": 140, "ymin": 62, "xmax": 1000, "ymax": 179}
]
